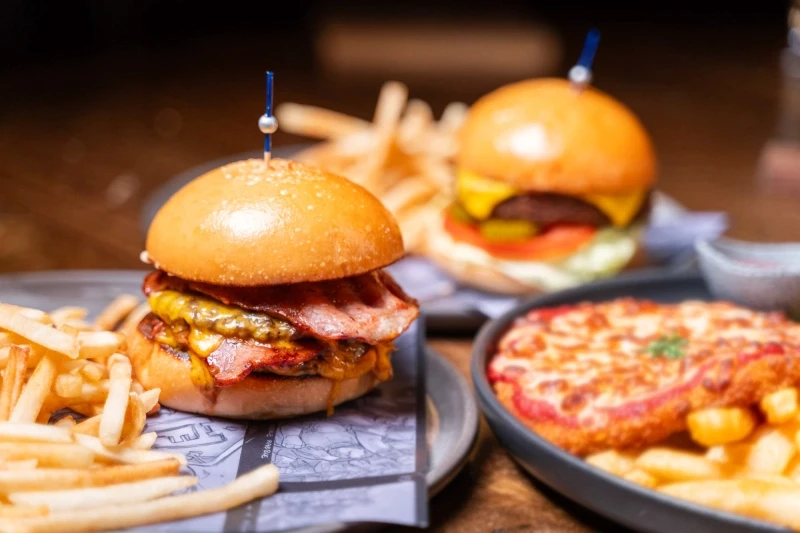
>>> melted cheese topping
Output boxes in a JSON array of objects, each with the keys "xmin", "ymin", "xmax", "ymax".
[
  {"xmin": 149, "ymin": 290, "xmax": 295, "ymax": 346},
  {"xmin": 456, "ymin": 168, "xmax": 647, "ymax": 227},
  {"xmin": 490, "ymin": 299, "xmax": 800, "ymax": 428},
  {"xmin": 148, "ymin": 290, "xmax": 393, "ymax": 394}
]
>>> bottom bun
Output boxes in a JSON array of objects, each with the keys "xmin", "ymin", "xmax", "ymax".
[{"xmin": 127, "ymin": 327, "xmax": 380, "ymax": 419}]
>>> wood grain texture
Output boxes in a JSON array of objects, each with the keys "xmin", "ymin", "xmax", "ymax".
[{"xmin": 0, "ymin": 21, "xmax": 796, "ymax": 532}]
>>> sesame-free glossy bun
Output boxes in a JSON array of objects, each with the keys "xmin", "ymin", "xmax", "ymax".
[
  {"xmin": 146, "ymin": 158, "xmax": 404, "ymax": 286},
  {"xmin": 127, "ymin": 327, "xmax": 380, "ymax": 419},
  {"xmin": 459, "ymin": 78, "xmax": 656, "ymax": 195}
]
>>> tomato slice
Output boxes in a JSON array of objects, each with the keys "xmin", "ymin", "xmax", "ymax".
[{"xmin": 443, "ymin": 213, "xmax": 597, "ymax": 261}]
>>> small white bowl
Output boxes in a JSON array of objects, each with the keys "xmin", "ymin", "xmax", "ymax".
[{"xmin": 695, "ymin": 237, "xmax": 800, "ymax": 317}]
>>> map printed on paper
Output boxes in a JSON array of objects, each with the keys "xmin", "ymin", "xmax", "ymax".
[{"xmin": 133, "ymin": 323, "xmax": 427, "ymax": 533}]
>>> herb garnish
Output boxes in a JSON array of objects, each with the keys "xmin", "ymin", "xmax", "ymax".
[{"xmin": 645, "ymin": 334, "xmax": 688, "ymax": 359}]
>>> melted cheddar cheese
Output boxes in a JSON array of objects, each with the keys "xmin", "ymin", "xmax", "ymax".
[
  {"xmin": 456, "ymin": 168, "xmax": 647, "ymax": 227},
  {"xmin": 147, "ymin": 290, "xmax": 393, "ymax": 402}
]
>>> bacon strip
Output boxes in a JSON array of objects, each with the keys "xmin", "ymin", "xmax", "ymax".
[{"xmin": 142, "ymin": 269, "xmax": 419, "ymax": 345}]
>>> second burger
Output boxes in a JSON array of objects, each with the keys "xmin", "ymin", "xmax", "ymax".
[
  {"xmin": 130, "ymin": 158, "xmax": 420, "ymax": 419},
  {"xmin": 425, "ymin": 78, "xmax": 657, "ymax": 295}
]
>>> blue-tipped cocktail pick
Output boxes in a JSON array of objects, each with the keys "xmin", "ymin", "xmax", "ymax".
[
  {"xmin": 258, "ymin": 71, "xmax": 278, "ymax": 164},
  {"xmin": 569, "ymin": 28, "xmax": 601, "ymax": 90}
]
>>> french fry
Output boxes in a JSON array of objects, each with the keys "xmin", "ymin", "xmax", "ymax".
[
  {"xmin": 380, "ymin": 177, "xmax": 436, "ymax": 214},
  {"xmin": 687, "ymin": 407, "xmax": 756, "ymax": 447},
  {"xmin": 49, "ymin": 307, "xmax": 87, "ymax": 327},
  {"xmin": 0, "ymin": 344, "xmax": 41, "ymax": 372},
  {"xmin": 0, "ymin": 443, "xmax": 93, "ymax": 468},
  {"xmin": 77, "ymin": 331, "xmax": 124, "ymax": 360},
  {"xmin": 0, "ymin": 306, "xmax": 50, "ymax": 325},
  {"xmin": 0, "ymin": 423, "xmax": 72, "ymax": 443},
  {"xmin": 3, "ymin": 464, "xmax": 279, "ymax": 533},
  {"xmin": 0, "ymin": 347, "xmax": 24, "ymax": 422},
  {"xmin": 0, "ymin": 309, "xmax": 77, "ymax": 358},
  {"xmin": 659, "ymin": 479, "xmax": 800, "ymax": 530},
  {"xmin": 53, "ymin": 416, "xmax": 75, "ymax": 429},
  {"xmin": 623, "ymin": 468, "xmax": 660, "ymax": 488},
  {"xmin": 120, "ymin": 392, "xmax": 146, "ymax": 444},
  {"xmin": 0, "ymin": 335, "xmax": 12, "ymax": 350},
  {"xmin": 744, "ymin": 426, "xmax": 796, "ymax": 474},
  {"xmin": 735, "ymin": 472, "xmax": 799, "ymax": 486},
  {"xmin": 93, "ymin": 295, "xmax": 140, "ymax": 331},
  {"xmin": 412, "ymin": 155, "xmax": 453, "ymax": 189},
  {"xmin": 658, "ymin": 479, "xmax": 757, "ymax": 515},
  {"xmin": 635, "ymin": 448, "xmax": 732, "ymax": 482},
  {"xmin": 438, "ymin": 101, "xmax": 469, "ymax": 133},
  {"xmin": 54, "ymin": 374, "xmax": 82, "ymax": 399},
  {"xmin": 0, "ymin": 459, "xmax": 181, "ymax": 491},
  {"xmin": 98, "ymin": 357, "xmax": 131, "ymax": 446},
  {"xmin": 585, "ymin": 450, "xmax": 637, "ymax": 477},
  {"xmin": 138, "ymin": 388, "xmax": 160, "ymax": 414},
  {"xmin": 70, "ymin": 415, "xmax": 100, "ymax": 437},
  {"xmin": 74, "ymin": 434, "xmax": 186, "ymax": 466},
  {"xmin": 0, "ymin": 503, "xmax": 49, "ymax": 518},
  {"xmin": 127, "ymin": 432, "xmax": 158, "ymax": 450},
  {"xmin": 358, "ymin": 80, "xmax": 407, "ymax": 193},
  {"xmin": 9, "ymin": 355, "xmax": 55, "ymax": 424},
  {"xmin": 57, "ymin": 324, "xmax": 79, "ymax": 341},
  {"xmin": 131, "ymin": 380, "xmax": 144, "ymax": 395},
  {"xmin": 275, "ymin": 103, "xmax": 370, "ymax": 139},
  {"xmin": 61, "ymin": 319, "xmax": 96, "ymax": 332},
  {"xmin": 397, "ymin": 99, "xmax": 433, "ymax": 153},
  {"xmin": 9, "ymin": 475, "xmax": 198, "ymax": 511},
  {"xmin": 58, "ymin": 360, "xmax": 87, "ymax": 375},
  {"xmin": 760, "ymin": 388, "xmax": 799, "ymax": 424},
  {"xmin": 8, "ymin": 347, "xmax": 28, "ymax": 414},
  {"xmin": 79, "ymin": 361, "xmax": 105, "ymax": 383},
  {"xmin": 0, "ymin": 345, "xmax": 41, "ymax": 371},
  {"xmin": 0, "ymin": 460, "xmax": 38, "ymax": 470}
]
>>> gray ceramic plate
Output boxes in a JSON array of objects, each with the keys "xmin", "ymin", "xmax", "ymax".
[
  {"xmin": 471, "ymin": 271, "xmax": 788, "ymax": 533},
  {"xmin": 0, "ymin": 270, "xmax": 479, "ymax": 533}
]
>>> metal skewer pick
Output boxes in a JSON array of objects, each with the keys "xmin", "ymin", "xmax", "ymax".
[
  {"xmin": 258, "ymin": 71, "xmax": 278, "ymax": 165},
  {"xmin": 569, "ymin": 29, "xmax": 600, "ymax": 92}
]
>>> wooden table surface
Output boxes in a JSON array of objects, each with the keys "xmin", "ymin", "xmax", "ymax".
[{"xmin": 1, "ymin": 21, "xmax": 799, "ymax": 533}]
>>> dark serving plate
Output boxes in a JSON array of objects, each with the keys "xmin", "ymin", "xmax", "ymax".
[{"xmin": 471, "ymin": 271, "xmax": 790, "ymax": 533}]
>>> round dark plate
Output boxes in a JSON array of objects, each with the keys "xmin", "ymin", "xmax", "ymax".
[
  {"xmin": 471, "ymin": 271, "xmax": 790, "ymax": 533},
  {"xmin": 0, "ymin": 270, "xmax": 479, "ymax": 533}
]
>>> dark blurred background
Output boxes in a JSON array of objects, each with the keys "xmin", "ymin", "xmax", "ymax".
[
  {"xmin": 1, "ymin": 1, "xmax": 798, "ymax": 273},
  {"xmin": 0, "ymin": 1, "xmax": 789, "ymax": 72}
]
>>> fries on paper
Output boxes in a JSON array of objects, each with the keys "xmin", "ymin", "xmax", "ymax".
[{"xmin": 0, "ymin": 296, "xmax": 279, "ymax": 532}]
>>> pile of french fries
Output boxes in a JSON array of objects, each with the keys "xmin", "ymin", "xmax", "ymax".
[
  {"xmin": 0, "ymin": 297, "xmax": 278, "ymax": 533},
  {"xmin": 276, "ymin": 81, "xmax": 467, "ymax": 253},
  {"xmin": 587, "ymin": 387, "xmax": 800, "ymax": 529}
]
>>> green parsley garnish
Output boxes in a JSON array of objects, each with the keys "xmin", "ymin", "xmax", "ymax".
[{"xmin": 645, "ymin": 334, "xmax": 688, "ymax": 359}]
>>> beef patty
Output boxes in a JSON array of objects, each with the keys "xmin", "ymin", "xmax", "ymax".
[{"xmin": 489, "ymin": 191, "xmax": 652, "ymax": 228}]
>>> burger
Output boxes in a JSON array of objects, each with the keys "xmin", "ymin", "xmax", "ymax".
[
  {"xmin": 129, "ymin": 158, "xmax": 420, "ymax": 419},
  {"xmin": 425, "ymin": 78, "xmax": 657, "ymax": 295}
]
